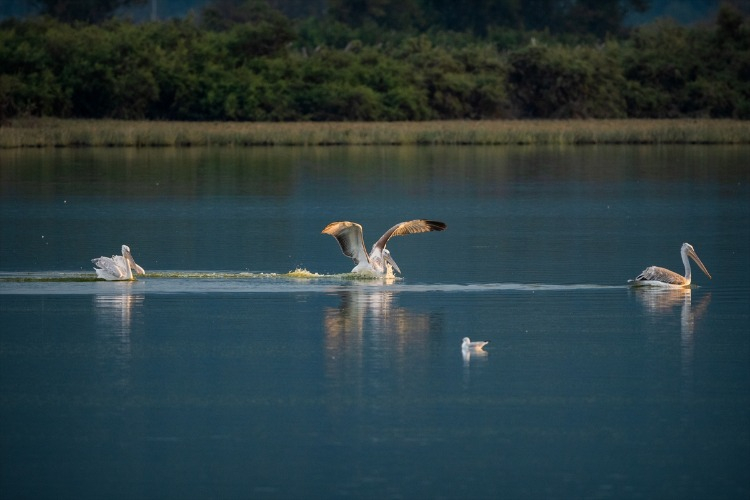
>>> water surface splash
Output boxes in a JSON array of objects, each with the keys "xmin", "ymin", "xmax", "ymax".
[{"xmin": 1, "ymin": 269, "xmax": 626, "ymax": 296}]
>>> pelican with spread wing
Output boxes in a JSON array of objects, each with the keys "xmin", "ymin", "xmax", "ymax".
[
  {"xmin": 92, "ymin": 244, "xmax": 146, "ymax": 281},
  {"xmin": 322, "ymin": 219, "xmax": 446, "ymax": 276},
  {"xmin": 629, "ymin": 242, "xmax": 711, "ymax": 287}
]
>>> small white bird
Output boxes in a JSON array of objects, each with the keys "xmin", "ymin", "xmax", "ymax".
[
  {"xmin": 462, "ymin": 337, "xmax": 489, "ymax": 351},
  {"xmin": 92, "ymin": 244, "xmax": 145, "ymax": 281}
]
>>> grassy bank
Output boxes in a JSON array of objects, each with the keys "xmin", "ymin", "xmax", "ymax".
[{"xmin": 1, "ymin": 118, "xmax": 749, "ymax": 148}]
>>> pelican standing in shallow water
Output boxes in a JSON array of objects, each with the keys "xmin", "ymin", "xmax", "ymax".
[
  {"xmin": 322, "ymin": 220, "xmax": 446, "ymax": 276},
  {"xmin": 92, "ymin": 244, "xmax": 145, "ymax": 281},
  {"xmin": 629, "ymin": 242, "xmax": 711, "ymax": 287}
]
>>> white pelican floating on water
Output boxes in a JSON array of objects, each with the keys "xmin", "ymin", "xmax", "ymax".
[
  {"xmin": 92, "ymin": 245, "xmax": 145, "ymax": 281},
  {"xmin": 322, "ymin": 219, "xmax": 446, "ymax": 276},
  {"xmin": 629, "ymin": 242, "xmax": 711, "ymax": 288},
  {"xmin": 462, "ymin": 337, "xmax": 489, "ymax": 351}
]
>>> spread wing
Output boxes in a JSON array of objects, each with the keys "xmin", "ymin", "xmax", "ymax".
[
  {"xmin": 322, "ymin": 221, "xmax": 370, "ymax": 266},
  {"xmin": 372, "ymin": 219, "xmax": 447, "ymax": 252}
]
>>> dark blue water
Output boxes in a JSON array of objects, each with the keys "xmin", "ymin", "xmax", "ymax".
[{"xmin": 1, "ymin": 145, "xmax": 748, "ymax": 498}]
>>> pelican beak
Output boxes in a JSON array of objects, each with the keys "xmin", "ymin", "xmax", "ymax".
[
  {"xmin": 384, "ymin": 251, "xmax": 401, "ymax": 274},
  {"xmin": 688, "ymin": 248, "xmax": 711, "ymax": 279},
  {"xmin": 125, "ymin": 251, "xmax": 146, "ymax": 275}
]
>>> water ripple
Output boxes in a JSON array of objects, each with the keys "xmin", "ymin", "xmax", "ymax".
[{"xmin": 0, "ymin": 270, "xmax": 627, "ymax": 295}]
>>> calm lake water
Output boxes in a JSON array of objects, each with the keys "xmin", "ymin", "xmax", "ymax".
[{"xmin": 1, "ymin": 145, "xmax": 749, "ymax": 499}]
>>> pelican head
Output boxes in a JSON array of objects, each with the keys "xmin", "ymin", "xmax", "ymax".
[
  {"xmin": 122, "ymin": 244, "xmax": 146, "ymax": 276},
  {"xmin": 683, "ymin": 242, "xmax": 711, "ymax": 280},
  {"xmin": 382, "ymin": 248, "xmax": 401, "ymax": 274}
]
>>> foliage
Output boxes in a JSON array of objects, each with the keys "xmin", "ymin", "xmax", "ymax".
[
  {"xmin": 560, "ymin": 0, "xmax": 649, "ymax": 38},
  {"xmin": 621, "ymin": 4, "xmax": 750, "ymax": 118},
  {"xmin": 508, "ymin": 43, "xmax": 627, "ymax": 118},
  {"xmin": 29, "ymin": 0, "xmax": 146, "ymax": 23},
  {"xmin": 327, "ymin": 0, "xmax": 650, "ymax": 37},
  {"xmin": 0, "ymin": 4, "xmax": 747, "ymax": 121},
  {"xmin": 328, "ymin": 0, "xmax": 423, "ymax": 31}
]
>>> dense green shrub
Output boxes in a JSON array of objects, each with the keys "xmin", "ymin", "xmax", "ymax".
[
  {"xmin": 508, "ymin": 44, "xmax": 627, "ymax": 118},
  {"xmin": 620, "ymin": 6, "xmax": 750, "ymax": 119},
  {"xmin": 0, "ymin": 6, "xmax": 747, "ymax": 121}
]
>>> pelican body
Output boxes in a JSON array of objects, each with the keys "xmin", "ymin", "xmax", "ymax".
[
  {"xmin": 629, "ymin": 242, "xmax": 711, "ymax": 288},
  {"xmin": 92, "ymin": 244, "xmax": 145, "ymax": 281},
  {"xmin": 462, "ymin": 337, "xmax": 489, "ymax": 351},
  {"xmin": 322, "ymin": 219, "xmax": 446, "ymax": 276}
]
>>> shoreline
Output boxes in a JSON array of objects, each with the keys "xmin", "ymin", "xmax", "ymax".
[{"xmin": 1, "ymin": 118, "xmax": 749, "ymax": 148}]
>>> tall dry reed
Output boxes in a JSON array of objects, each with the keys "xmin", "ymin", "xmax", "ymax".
[{"xmin": 1, "ymin": 119, "xmax": 748, "ymax": 148}]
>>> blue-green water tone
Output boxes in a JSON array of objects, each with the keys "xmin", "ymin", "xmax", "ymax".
[{"xmin": 1, "ymin": 146, "xmax": 748, "ymax": 498}]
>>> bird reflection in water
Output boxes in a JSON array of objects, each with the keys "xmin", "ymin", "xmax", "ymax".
[
  {"xmin": 94, "ymin": 292, "xmax": 144, "ymax": 361},
  {"xmin": 634, "ymin": 287, "xmax": 711, "ymax": 399},
  {"xmin": 323, "ymin": 282, "xmax": 438, "ymax": 403},
  {"xmin": 462, "ymin": 339, "xmax": 489, "ymax": 391},
  {"xmin": 93, "ymin": 292, "xmax": 144, "ymax": 418}
]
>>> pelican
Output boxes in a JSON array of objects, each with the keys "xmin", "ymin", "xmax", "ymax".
[
  {"xmin": 322, "ymin": 219, "xmax": 446, "ymax": 276},
  {"xmin": 92, "ymin": 244, "xmax": 145, "ymax": 281},
  {"xmin": 629, "ymin": 242, "xmax": 711, "ymax": 287},
  {"xmin": 462, "ymin": 337, "xmax": 489, "ymax": 351}
]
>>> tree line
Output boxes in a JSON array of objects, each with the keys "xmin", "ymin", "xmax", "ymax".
[
  {"xmin": 24, "ymin": 0, "xmax": 651, "ymax": 35},
  {"xmin": 0, "ymin": 2, "xmax": 747, "ymax": 121}
]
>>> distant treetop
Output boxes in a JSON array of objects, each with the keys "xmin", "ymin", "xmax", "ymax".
[{"xmin": 29, "ymin": 0, "xmax": 148, "ymax": 23}]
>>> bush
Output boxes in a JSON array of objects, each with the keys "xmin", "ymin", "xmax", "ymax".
[
  {"xmin": 0, "ymin": 9, "xmax": 746, "ymax": 121},
  {"xmin": 508, "ymin": 44, "xmax": 626, "ymax": 118}
]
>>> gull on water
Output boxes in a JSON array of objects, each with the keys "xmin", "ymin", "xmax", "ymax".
[
  {"xmin": 92, "ymin": 244, "xmax": 145, "ymax": 281},
  {"xmin": 629, "ymin": 242, "xmax": 711, "ymax": 288},
  {"xmin": 322, "ymin": 219, "xmax": 446, "ymax": 276},
  {"xmin": 462, "ymin": 337, "xmax": 489, "ymax": 351}
]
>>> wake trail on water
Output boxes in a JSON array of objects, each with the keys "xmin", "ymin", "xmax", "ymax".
[
  {"xmin": 0, "ymin": 268, "xmax": 395, "ymax": 282},
  {"xmin": 1, "ymin": 268, "xmax": 626, "ymax": 293}
]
